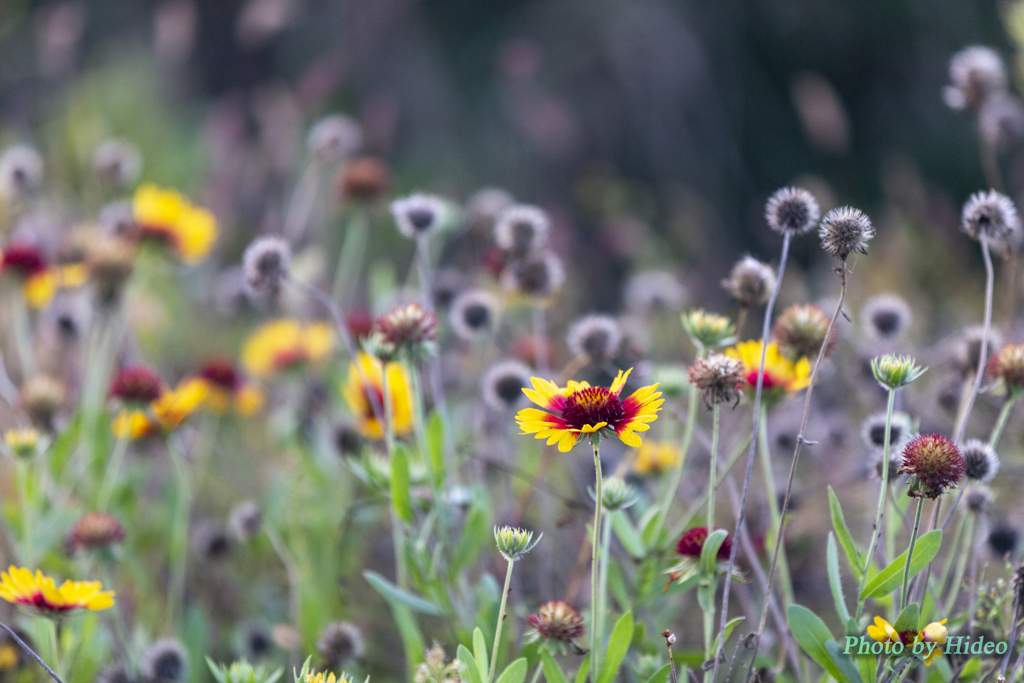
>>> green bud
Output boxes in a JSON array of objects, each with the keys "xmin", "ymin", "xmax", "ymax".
[
  {"xmin": 494, "ymin": 525, "xmax": 542, "ymax": 562},
  {"xmin": 207, "ymin": 660, "xmax": 283, "ymax": 683},
  {"xmin": 595, "ymin": 477, "xmax": 639, "ymax": 511},
  {"xmin": 681, "ymin": 309, "xmax": 736, "ymax": 350},
  {"xmin": 871, "ymin": 354, "xmax": 927, "ymax": 390}
]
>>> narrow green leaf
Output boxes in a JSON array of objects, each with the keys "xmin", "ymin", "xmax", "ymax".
[
  {"xmin": 574, "ymin": 655, "xmax": 590, "ymax": 683},
  {"xmin": 473, "ymin": 628, "xmax": 489, "ymax": 683},
  {"xmin": 893, "ymin": 603, "xmax": 920, "ymax": 634},
  {"xmin": 958, "ymin": 657, "xmax": 982, "ymax": 683},
  {"xmin": 710, "ymin": 617, "xmax": 744, "ymax": 655},
  {"xmin": 827, "ymin": 533, "xmax": 851, "ymax": 624},
  {"xmin": 825, "ymin": 640, "xmax": 864, "ymax": 683},
  {"xmin": 390, "ymin": 445, "xmax": 414, "ymax": 522},
  {"xmin": 452, "ymin": 494, "xmax": 491, "ymax": 574},
  {"xmin": 363, "ymin": 571, "xmax": 443, "ymax": 615},
  {"xmin": 495, "ymin": 659, "xmax": 528, "ymax": 683},
  {"xmin": 787, "ymin": 605, "xmax": 856, "ymax": 683},
  {"xmin": 459, "ymin": 646, "xmax": 483, "ymax": 683},
  {"xmin": 427, "ymin": 411, "xmax": 445, "ymax": 485},
  {"xmin": 861, "ymin": 530, "xmax": 942, "ymax": 600},
  {"xmin": 541, "ymin": 650, "xmax": 569, "ymax": 683},
  {"xmin": 857, "ymin": 645, "xmax": 876, "ymax": 683},
  {"xmin": 700, "ymin": 530, "xmax": 727, "ymax": 576},
  {"xmin": 829, "ymin": 487, "xmax": 862, "ymax": 580},
  {"xmin": 612, "ymin": 511, "xmax": 646, "ymax": 559},
  {"xmin": 643, "ymin": 664, "xmax": 672, "ymax": 683},
  {"xmin": 386, "ymin": 602, "xmax": 425, "ymax": 679},
  {"xmin": 597, "ymin": 612, "xmax": 634, "ymax": 683}
]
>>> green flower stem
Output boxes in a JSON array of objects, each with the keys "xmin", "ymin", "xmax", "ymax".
[
  {"xmin": 707, "ymin": 404, "xmax": 721, "ymax": 530},
  {"xmin": 942, "ymin": 513, "xmax": 975, "ymax": 615},
  {"xmin": 264, "ymin": 526, "xmax": 302, "ymax": 658},
  {"xmin": 488, "ymin": 559, "xmax": 515, "ymax": 683},
  {"xmin": 989, "ymin": 397, "xmax": 1016, "ymax": 448},
  {"xmin": 97, "ymin": 433, "xmax": 130, "ymax": 512},
  {"xmin": 381, "ymin": 365, "xmax": 409, "ymax": 590},
  {"xmin": 937, "ymin": 510, "xmax": 969, "ymax": 608},
  {"xmin": 46, "ymin": 619, "xmax": 62, "ymax": 681},
  {"xmin": 900, "ymin": 497, "xmax": 925, "ymax": 611},
  {"xmin": 405, "ymin": 362, "xmax": 433, "ymax": 480},
  {"xmin": 953, "ymin": 234, "xmax": 994, "ymax": 444},
  {"xmin": 670, "ymin": 430, "xmax": 752, "ymax": 540},
  {"xmin": 332, "ymin": 206, "xmax": 369, "ymax": 308},
  {"xmin": 756, "ymin": 405, "xmax": 794, "ymax": 609},
  {"xmin": 855, "ymin": 388, "xmax": 896, "ymax": 620},
  {"xmin": 15, "ymin": 460, "xmax": 34, "ymax": 566},
  {"xmin": 590, "ymin": 437, "xmax": 603, "ymax": 678},
  {"xmin": 166, "ymin": 441, "xmax": 192, "ymax": 631},
  {"xmin": 529, "ymin": 662, "xmax": 543, "ymax": 683},
  {"xmin": 597, "ymin": 507, "xmax": 613, "ymax": 656},
  {"xmin": 654, "ymin": 346, "xmax": 704, "ymax": 545},
  {"xmin": 13, "ymin": 297, "xmax": 35, "ymax": 379}
]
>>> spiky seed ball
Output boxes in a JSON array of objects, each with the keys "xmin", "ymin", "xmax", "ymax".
[
  {"xmin": 501, "ymin": 252, "xmax": 565, "ymax": 299},
  {"xmin": 861, "ymin": 294, "xmax": 912, "ymax": 341},
  {"xmin": 861, "ymin": 411, "xmax": 914, "ymax": 452},
  {"xmin": 721, "ymin": 256, "xmax": 775, "ymax": 308},
  {"xmin": 687, "ymin": 353, "xmax": 744, "ymax": 406},
  {"xmin": 375, "ymin": 303, "xmax": 440, "ymax": 349},
  {"xmin": 773, "ymin": 303, "xmax": 834, "ymax": 361},
  {"xmin": 192, "ymin": 521, "xmax": 233, "ymax": 562},
  {"xmin": 229, "ymin": 501, "xmax": 261, "ymax": 542},
  {"xmin": 988, "ymin": 525, "xmax": 1019, "ymax": 557},
  {"xmin": 338, "ymin": 156, "xmax": 390, "ymax": 202},
  {"xmin": 466, "ymin": 188, "xmax": 514, "ymax": 234},
  {"xmin": 96, "ymin": 664, "xmax": 134, "ymax": 683},
  {"xmin": 765, "ymin": 187, "xmax": 820, "ymax": 235},
  {"xmin": 307, "ymin": 115, "xmax": 362, "ymax": 162},
  {"xmin": 109, "ymin": 367, "xmax": 164, "ymax": 404},
  {"xmin": 957, "ymin": 326, "xmax": 1003, "ymax": 377},
  {"xmin": 944, "ymin": 46, "xmax": 1007, "ymax": 111},
  {"xmin": 21, "ymin": 375, "xmax": 66, "ymax": 430},
  {"xmin": 391, "ymin": 194, "xmax": 447, "ymax": 238},
  {"xmin": 960, "ymin": 439, "xmax": 1000, "ymax": 482},
  {"xmin": 242, "ymin": 237, "xmax": 290, "ymax": 293},
  {"xmin": 819, "ymin": 206, "xmax": 874, "ymax": 260},
  {"xmin": 961, "ymin": 190, "xmax": 1019, "ymax": 242},
  {"xmin": 900, "ymin": 434, "xmax": 965, "ymax": 499},
  {"xmin": 69, "ymin": 512, "xmax": 125, "ymax": 550},
  {"xmin": 88, "ymin": 236, "xmax": 136, "ymax": 306},
  {"xmin": 141, "ymin": 639, "xmax": 188, "ymax": 683},
  {"xmin": 677, "ymin": 526, "xmax": 732, "ymax": 559},
  {"xmin": 449, "ymin": 291, "xmax": 498, "ymax": 341},
  {"xmin": 526, "ymin": 601, "xmax": 585, "ymax": 644},
  {"xmin": 988, "ymin": 342, "xmax": 1024, "ymax": 396},
  {"xmin": 481, "ymin": 360, "xmax": 532, "ymax": 412},
  {"xmin": 240, "ymin": 623, "xmax": 273, "ymax": 660},
  {"xmin": 317, "ymin": 622, "xmax": 365, "ymax": 669},
  {"xmin": 92, "ymin": 139, "xmax": 141, "ymax": 190},
  {"xmin": 623, "ymin": 270, "xmax": 687, "ymax": 314},
  {"xmin": 566, "ymin": 315, "xmax": 622, "ymax": 363},
  {"xmin": 979, "ymin": 90, "xmax": 1024, "ymax": 154},
  {"xmin": 494, "ymin": 204, "xmax": 550, "ymax": 256},
  {"xmin": 966, "ymin": 485, "xmax": 994, "ymax": 514},
  {"xmin": 0, "ymin": 145, "xmax": 43, "ymax": 202}
]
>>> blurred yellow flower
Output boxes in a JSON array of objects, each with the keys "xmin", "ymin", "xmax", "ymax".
[
  {"xmin": 632, "ymin": 440, "xmax": 681, "ymax": 475},
  {"xmin": 342, "ymin": 352, "xmax": 414, "ymax": 439},
  {"xmin": 112, "ymin": 409, "xmax": 154, "ymax": 440},
  {"xmin": 111, "ymin": 379, "xmax": 207, "ymax": 440},
  {"xmin": 0, "ymin": 566, "xmax": 114, "ymax": 616},
  {"xmin": 0, "ymin": 643, "xmax": 17, "ymax": 671},
  {"xmin": 3, "ymin": 428, "xmax": 39, "ymax": 458},
  {"xmin": 726, "ymin": 340, "xmax": 811, "ymax": 394},
  {"xmin": 132, "ymin": 184, "xmax": 218, "ymax": 264},
  {"xmin": 193, "ymin": 358, "xmax": 264, "ymax": 416},
  {"xmin": 242, "ymin": 319, "xmax": 334, "ymax": 378},
  {"xmin": 22, "ymin": 264, "xmax": 88, "ymax": 309}
]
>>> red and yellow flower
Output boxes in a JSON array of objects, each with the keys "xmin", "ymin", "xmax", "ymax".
[
  {"xmin": 193, "ymin": 358, "xmax": 263, "ymax": 416},
  {"xmin": 0, "ymin": 242, "xmax": 87, "ymax": 309},
  {"xmin": 516, "ymin": 368, "xmax": 663, "ymax": 452},
  {"xmin": 867, "ymin": 616, "xmax": 947, "ymax": 666},
  {"xmin": 132, "ymin": 184, "xmax": 218, "ymax": 264},
  {"xmin": 342, "ymin": 352, "xmax": 414, "ymax": 439},
  {"xmin": 726, "ymin": 340, "xmax": 811, "ymax": 396},
  {"xmin": 112, "ymin": 378, "xmax": 208, "ymax": 440},
  {"xmin": 242, "ymin": 319, "xmax": 334, "ymax": 379},
  {"xmin": 0, "ymin": 566, "xmax": 114, "ymax": 616}
]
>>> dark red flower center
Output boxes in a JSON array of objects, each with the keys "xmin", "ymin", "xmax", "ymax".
[
  {"xmin": 677, "ymin": 526, "xmax": 732, "ymax": 560},
  {"xmin": 272, "ymin": 349, "xmax": 307, "ymax": 371},
  {"xmin": 744, "ymin": 369, "xmax": 780, "ymax": 389},
  {"xmin": 109, "ymin": 367, "xmax": 164, "ymax": 403},
  {"xmin": 561, "ymin": 387, "xmax": 624, "ymax": 430},
  {"xmin": 2, "ymin": 243, "xmax": 47, "ymax": 276},
  {"xmin": 199, "ymin": 358, "xmax": 241, "ymax": 391}
]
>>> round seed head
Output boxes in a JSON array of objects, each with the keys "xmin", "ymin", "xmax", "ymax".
[
  {"xmin": 317, "ymin": 622, "xmax": 364, "ymax": 669},
  {"xmin": 69, "ymin": 512, "xmax": 125, "ymax": 550},
  {"xmin": 494, "ymin": 204, "xmax": 549, "ymax": 256},
  {"xmin": 721, "ymin": 256, "xmax": 776, "ymax": 308},
  {"xmin": 92, "ymin": 139, "xmax": 142, "ymax": 190},
  {"xmin": 687, "ymin": 353, "xmax": 744, "ymax": 406},
  {"xmin": 566, "ymin": 315, "xmax": 622, "ymax": 363},
  {"xmin": 945, "ymin": 46, "xmax": 1007, "ymax": 111},
  {"xmin": 450, "ymin": 290, "xmax": 499, "ymax": 341},
  {"xmin": 87, "ymin": 236, "xmax": 137, "ymax": 306},
  {"xmin": 623, "ymin": 270, "xmax": 687, "ymax": 315},
  {"xmin": 526, "ymin": 601, "xmax": 585, "ymax": 645},
  {"xmin": 900, "ymin": 434, "xmax": 965, "ymax": 499},
  {"xmin": 141, "ymin": 639, "xmax": 188, "ymax": 683},
  {"xmin": 21, "ymin": 375, "xmax": 66, "ymax": 430},
  {"xmin": 239, "ymin": 623, "xmax": 273, "ymax": 660},
  {"xmin": 481, "ymin": 360, "xmax": 532, "ymax": 412},
  {"xmin": 229, "ymin": 501, "xmax": 261, "ymax": 542},
  {"xmin": 960, "ymin": 439, "xmax": 1000, "ymax": 482},
  {"xmin": 966, "ymin": 484, "xmax": 994, "ymax": 514},
  {"xmin": 988, "ymin": 342, "xmax": 1024, "ymax": 396},
  {"xmin": 818, "ymin": 206, "xmax": 875, "ymax": 260},
  {"xmin": 861, "ymin": 411, "xmax": 914, "ymax": 452},
  {"xmin": 961, "ymin": 190, "xmax": 1019, "ymax": 242},
  {"xmin": 466, "ymin": 188, "xmax": 514, "ymax": 234},
  {"xmin": 501, "ymin": 251, "xmax": 565, "ymax": 299},
  {"xmin": 957, "ymin": 326, "xmax": 1003, "ymax": 377},
  {"xmin": 242, "ymin": 237, "xmax": 290, "ymax": 293},
  {"xmin": 192, "ymin": 520, "xmax": 233, "ymax": 562},
  {"xmin": 0, "ymin": 145, "xmax": 43, "ymax": 202},
  {"xmin": 765, "ymin": 186, "xmax": 820, "ymax": 235},
  {"xmin": 307, "ymin": 115, "xmax": 362, "ymax": 162},
  {"xmin": 391, "ymin": 193, "xmax": 447, "ymax": 239},
  {"xmin": 861, "ymin": 294, "xmax": 912, "ymax": 341},
  {"xmin": 773, "ymin": 303, "xmax": 834, "ymax": 361},
  {"xmin": 988, "ymin": 524, "xmax": 1019, "ymax": 557},
  {"xmin": 338, "ymin": 156, "xmax": 390, "ymax": 202}
]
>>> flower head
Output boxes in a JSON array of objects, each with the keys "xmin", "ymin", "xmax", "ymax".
[
  {"xmin": 494, "ymin": 525, "xmax": 542, "ymax": 562},
  {"xmin": 243, "ymin": 237, "xmax": 290, "ymax": 293},
  {"xmin": 307, "ymin": 115, "xmax": 362, "ymax": 162},
  {"xmin": 449, "ymin": 290, "xmax": 499, "ymax": 341},
  {"xmin": 945, "ymin": 46, "xmax": 1006, "ymax": 110},
  {"xmin": 516, "ymin": 368, "xmax": 663, "ymax": 452},
  {"xmin": 632, "ymin": 440, "xmax": 682, "ymax": 475},
  {"xmin": 68, "ymin": 512, "xmax": 125, "ymax": 551},
  {"xmin": 773, "ymin": 303, "xmax": 834, "ymax": 361},
  {"xmin": 726, "ymin": 340, "xmax": 811, "ymax": 398},
  {"xmin": 900, "ymin": 434, "xmax": 965, "ymax": 499},
  {"xmin": 962, "ymin": 190, "xmax": 1019, "ymax": 242},
  {"xmin": 142, "ymin": 639, "xmax": 188, "ymax": 683},
  {"xmin": 338, "ymin": 156, "xmax": 390, "ymax": 203},
  {"xmin": 860, "ymin": 411, "xmax": 914, "ymax": 453},
  {"xmin": 195, "ymin": 358, "xmax": 263, "ymax": 416},
  {"xmin": 682, "ymin": 310, "xmax": 736, "ymax": 350},
  {"xmin": 919, "ymin": 621, "xmax": 948, "ymax": 666},
  {"xmin": 819, "ymin": 206, "xmax": 874, "ymax": 260},
  {"xmin": 676, "ymin": 527, "xmax": 732, "ymax": 560},
  {"xmin": 242, "ymin": 319, "xmax": 333, "ymax": 378},
  {"xmin": 375, "ymin": 303, "xmax": 439, "ymax": 359},
  {"xmin": 526, "ymin": 600, "xmax": 585, "ymax": 650},
  {"xmin": 624, "ymin": 270, "xmax": 687, "ymax": 315},
  {"xmin": 132, "ymin": 184, "xmax": 218, "ymax": 264},
  {"xmin": 0, "ymin": 146, "xmax": 43, "ymax": 202},
  {"xmin": 494, "ymin": 204, "xmax": 549, "ymax": 256},
  {"xmin": 229, "ymin": 501, "xmax": 262, "ymax": 542},
  {"xmin": 481, "ymin": 360, "xmax": 532, "ymax": 412},
  {"xmin": 988, "ymin": 342, "xmax": 1024, "ymax": 397},
  {"xmin": 866, "ymin": 617, "xmax": 909, "ymax": 646},
  {"xmin": 687, "ymin": 353, "xmax": 744, "ymax": 406},
  {"xmin": 567, "ymin": 315, "xmax": 622, "ymax": 363},
  {"xmin": 4, "ymin": 429, "xmax": 39, "ymax": 459},
  {"xmin": 109, "ymin": 366, "xmax": 165, "ymax": 406},
  {"xmin": 765, "ymin": 187, "xmax": 820, "ymax": 235},
  {"xmin": 0, "ymin": 567, "xmax": 114, "ymax": 616},
  {"xmin": 967, "ymin": 485, "xmax": 994, "ymax": 514},
  {"xmin": 341, "ymin": 352, "xmax": 413, "ymax": 439},
  {"xmin": 501, "ymin": 251, "xmax": 565, "ymax": 300},
  {"xmin": 92, "ymin": 139, "xmax": 141, "ymax": 190},
  {"xmin": 989, "ymin": 525, "xmax": 1019, "ymax": 556},
  {"xmin": 391, "ymin": 193, "xmax": 447, "ymax": 238},
  {"xmin": 861, "ymin": 294, "xmax": 912, "ymax": 341},
  {"xmin": 871, "ymin": 354, "xmax": 927, "ymax": 390},
  {"xmin": 721, "ymin": 256, "xmax": 775, "ymax": 308},
  {"xmin": 192, "ymin": 521, "xmax": 233, "ymax": 562},
  {"xmin": 961, "ymin": 439, "xmax": 1000, "ymax": 482},
  {"xmin": 21, "ymin": 375, "xmax": 66, "ymax": 430},
  {"xmin": 317, "ymin": 622, "xmax": 364, "ymax": 670},
  {"xmin": 598, "ymin": 477, "xmax": 639, "ymax": 511},
  {"xmin": 87, "ymin": 235, "xmax": 136, "ymax": 305},
  {"xmin": 415, "ymin": 642, "xmax": 461, "ymax": 683}
]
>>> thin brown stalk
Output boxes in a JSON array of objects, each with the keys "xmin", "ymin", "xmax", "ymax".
[{"xmin": 745, "ymin": 262, "xmax": 849, "ymax": 683}]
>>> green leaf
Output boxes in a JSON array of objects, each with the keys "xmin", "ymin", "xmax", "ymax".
[
  {"xmin": 363, "ymin": 571, "xmax": 443, "ymax": 615},
  {"xmin": 541, "ymin": 650, "xmax": 569, "ymax": 683},
  {"xmin": 427, "ymin": 411, "xmax": 445, "ymax": 485},
  {"xmin": 597, "ymin": 612, "xmax": 634, "ymax": 683},
  {"xmin": 958, "ymin": 657, "xmax": 982, "ymax": 683},
  {"xmin": 825, "ymin": 640, "xmax": 864, "ymax": 683},
  {"xmin": 893, "ymin": 603, "xmax": 920, "ymax": 634},
  {"xmin": 459, "ymin": 646, "xmax": 483, "ymax": 683},
  {"xmin": 639, "ymin": 506, "xmax": 661, "ymax": 547},
  {"xmin": 574, "ymin": 655, "xmax": 590, "ymax": 683},
  {"xmin": 474, "ymin": 628, "xmax": 490, "ymax": 683},
  {"xmin": 700, "ymin": 530, "xmax": 727, "ymax": 576},
  {"xmin": 390, "ymin": 445, "xmax": 414, "ymax": 522},
  {"xmin": 495, "ymin": 659, "xmax": 528, "ymax": 683},
  {"xmin": 612, "ymin": 511, "xmax": 646, "ymax": 559},
  {"xmin": 386, "ymin": 602, "xmax": 425, "ymax": 679},
  {"xmin": 787, "ymin": 605, "xmax": 858, "ymax": 683},
  {"xmin": 452, "ymin": 494, "xmax": 491, "ymax": 574},
  {"xmin": 860, "ymin": 530, "xmax": 942, "ymax": 600},
  {"xmin": 827, "ymin": 533, "xmax": 851, "ymax": 624},
  {"xmin": 643, "ymin": 664, "xmax": 673, "ymax": 683},
  {"xmin": 710, "ymin": 617, "xmax": 745, "ymax": 656},
  {"xmin": 829, "ymin": 487, "xmax": 862, "ymax": 580},
  {"xmin": 857, "ymin": 645, "xmax": 876, "ymax": 683}
]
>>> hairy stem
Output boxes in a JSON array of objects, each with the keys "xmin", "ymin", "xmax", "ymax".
[
  {"xmin": 590, "ymin": 437, "xmax": 603, "ymax": 677},
  {"xmin": 855, "ymin": 388, "xmax": 896, "ymax": 620},
  {"xmin": 900, "ymin": 497, "xmax": 925, "ymax": 611},
  {"xmin": 655, "ymin": 348, "xmax": 703, "ymax": 544},
  {"xmin": 707, "ymin": 404, "xmax": 721, "ymax": 531},
  {"xmin": 953, "ymin": 234, "xmax": 994, "ymax": 445},
  {"xmin": 489, "ymin": 559, "xmax": 515, "ymax": 683}
]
